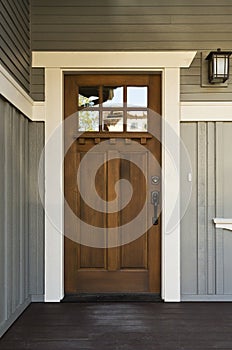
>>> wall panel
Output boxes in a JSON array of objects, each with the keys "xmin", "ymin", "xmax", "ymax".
[
  {"xmin": 0, "ymin": 97, "xmax": 44, "ymax": 337},
  {"xmin": 181, "ymin": 122, "xmax": 232, "ymax": 300}
]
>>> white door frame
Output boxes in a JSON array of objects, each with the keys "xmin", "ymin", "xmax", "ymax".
[{"xmin": 32, "ymin": 51, "xmax": 196, "ymax": 302}]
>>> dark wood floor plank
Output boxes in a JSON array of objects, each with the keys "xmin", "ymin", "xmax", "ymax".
[{"xmin": 1, "ymin": 303, "xmax": 232, "ymax": 349}]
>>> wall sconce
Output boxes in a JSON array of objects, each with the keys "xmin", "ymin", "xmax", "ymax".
[{"xmin": 206, "ymin": 48, "xmax": 231, "ymax": 84}]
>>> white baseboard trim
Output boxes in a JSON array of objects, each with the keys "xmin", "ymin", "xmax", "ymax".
[
  {"xmin": 181, "ymin": 294, "xmax": 232, "ymax": 301},
  {"xmin": 0, "ymin": 298, "xmax": 31, "ymax": 338}
]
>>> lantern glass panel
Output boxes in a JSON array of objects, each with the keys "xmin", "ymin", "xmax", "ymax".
[{"xmin": 216, "ymin": 55, "xmax": 227, "ymax": 76}]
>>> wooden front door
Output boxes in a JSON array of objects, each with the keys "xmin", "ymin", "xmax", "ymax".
[{"xmin": 64, "ymin": 74, "xmax": 161, "ymax": 294}]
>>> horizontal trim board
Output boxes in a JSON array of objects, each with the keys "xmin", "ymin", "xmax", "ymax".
[
  {"xmin": 0, "ymin": 65, "xmax": 45, "ymax": 121},
  {"xmin": 32, "ymin": 51, "xmax": 196, "ymax": 68},
  {"xmin": 182, "ymin": 295, "xmax": 232, "ymax": 301},
  {"xmin": 180, "ymin": 102, "xmax": 232, "ymax": 121}
]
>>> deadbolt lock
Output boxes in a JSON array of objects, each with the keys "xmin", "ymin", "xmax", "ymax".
[{"xmin": 151, "ymin": 175, "xmax": 160, "ymax": 185}]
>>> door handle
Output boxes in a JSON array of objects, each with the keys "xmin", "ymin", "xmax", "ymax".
[{"xmin": 151, "ymin": 191, "xmax": 159, "ymax": 225}]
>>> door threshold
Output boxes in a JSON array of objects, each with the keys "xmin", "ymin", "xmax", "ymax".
[{"xmin": 62, "ymin": 293, "xmax": 162, "ymax": 303}]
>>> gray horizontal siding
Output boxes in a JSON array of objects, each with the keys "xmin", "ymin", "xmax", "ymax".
[
  {"xmin": 31, "ymin": 0, "xmax": 232, "ymax": 7},
  {"xmin": 0, "ymin": 0, "xmax": 30, "ymax": 94},
  {"xmin": 0, "ymin": 97, "xmax": 44, "ymax": 337},
  {"xmin": 30, "ymin": 0, "xmax": 232, "ymax": 101},
  {"xmin": 30, "ymin": 68, "xmax": 45, "ymax": 101},
  {"xmin": 180, "ymin": 122, "xmax": 232, "ymax": 300}
]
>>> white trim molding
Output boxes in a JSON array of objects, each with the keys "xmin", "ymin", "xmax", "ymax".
[
  {"xmin": 0, "ymin": 64, "xmax": 45, "ymax": 121},
  {"xmin": 33, "ymin": 101, "xmax": 45, "ymax": 121},
  {"xmin": 32, "ymin": 50, "xmax": 196, "ymax": 303},
  {"xmin": 213, "ymin": 218, "xmax": 232, "ymax": 231},
  {"xmin": 32, "ymin": 51, "xmax": 196, "ymax": 69},
  {"xmin": 0, "ymin": 64, "xmax": 33, "ymax": 118},
  {"xmin": 181, "ymin": 101, "xmax": 232, "ymax": 121}
]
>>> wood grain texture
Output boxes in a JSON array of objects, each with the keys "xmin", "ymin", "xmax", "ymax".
[{"xmin": 64, "ymin": 74, "xmax": 161, "ymax": 294}]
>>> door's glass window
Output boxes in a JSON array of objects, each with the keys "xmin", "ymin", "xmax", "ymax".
[
  {"xmin": 77, "ymin": 84, "xmax": 149, "ymax": 132},
  {"xmin": 78, "ymin": 111, "xmax": 99, "ymax": 131},
  {"xmin": 103, "ymin": 111, "xmax": 124, "ymax": 132},
  {"xmin": 78, "ymin": 87, "xmax": 99, "ymax": 108},
  {"xmin": 102, "ymin": 87, "xmax": 123, "ymax": 108},
  {"xmin": 127, "ymin": 87, "xmax": 147, "ymax": 107},
  {"xmin": 127, "ymin": 111, "xmax": 148, "ymax": 132}
]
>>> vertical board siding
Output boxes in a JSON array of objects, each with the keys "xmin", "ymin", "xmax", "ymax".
[
  {"xmin": 30, "ymin": 0, "xmax": 232, "ymax": 101},
  {"xmin": 221, "ymin": 123, "xmax": 232, "ymax": 294},
  {"xmin": 197, "ymin": 123, "xmax": 208, "ymax": 295},
  {"xmin": 180, "ymin": 123, "xmax": 198, "ymax": 295},
  {"xmin": 29, "ymin": 122, "xmax": 45, "ymax": 300},
  {"xmin": 0, "ymin": 97, "xmax": 45, "ymax": 337},
  {"xmin": 215, "ymin": 123, "xmax": 224, "ymax": 295},
  {"xmin": 181, "ymin": 122, "xmax": 232, "ymax": 300},
  {"xmin": 0, "ymin": 96, "xmax": 6, "ymax": 326},
  {"xmin": 0, "ymin": 0, "xmax": 30, "ymax": 94},
  {"xmin": 207, "ymin": 123, "xmax": 216, "ymax": 295}
]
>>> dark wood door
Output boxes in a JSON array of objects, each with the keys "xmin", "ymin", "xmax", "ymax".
[{"xmin": 64, "ymin": 74, "xmax": 161, "ymax": 294}]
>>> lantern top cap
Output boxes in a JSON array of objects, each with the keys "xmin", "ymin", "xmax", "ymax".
[{"xmin": 206, "ymin": 48, "xmax": 232, "ymax": 60}]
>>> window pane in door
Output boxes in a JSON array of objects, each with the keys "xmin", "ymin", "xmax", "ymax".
[
  {"xmin": 78, "ymin": 111, "xmax": 99, "ymax": 131},
  {"xmin": 102, "ymin": 87, "xmax": 123, "ymax": 107},
  {"xmin": 103, "ymin": 111, "xmax": 123, "ymax": 132},
  {"xmin": 127, "ymin": 87, "xmax": 147, "ymax": 107},
  {"xmin": 127, "ymin": 111, "xmax": 147, "ymax": 132},
  {"xmin": 78, "ymin": 86, "xmax": 99, "ymax": 108}
]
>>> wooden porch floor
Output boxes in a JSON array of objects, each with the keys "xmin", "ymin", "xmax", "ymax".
[{"xmin": 0, "ymin": 302, "xmax": 232, "ymax": 349}]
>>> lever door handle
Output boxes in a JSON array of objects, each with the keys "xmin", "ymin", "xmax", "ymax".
[{"xmin": 151, "ymin": 191, "xmax": 159, "ymax": 225}]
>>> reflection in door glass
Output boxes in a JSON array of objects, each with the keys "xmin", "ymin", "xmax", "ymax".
[
  {"xmin": 78, "ymin": 87, "xmax": 99, "ymax": 108},
  {"xmin": 102, "ymin": 87, "xmax": 123, "ymax": 107},
  {"xmin": 78, "ymin": 111, "xmax": 99, "ymax": 131},
  {"xmin": 127, "ymin": 111, "xmax": 147, "ymax": 132},
  {"xmin": 127, "ymin": 87, "xmax": 147, "ymax": 107},
  {"xmin": 103, "ymin": 111, "xmax": 123, "ymax": 132}
]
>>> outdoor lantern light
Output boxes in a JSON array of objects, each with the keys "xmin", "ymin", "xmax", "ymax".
[{"xmin": 206, "ymin": 48, "xmax": 232, "ymax": 84}]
